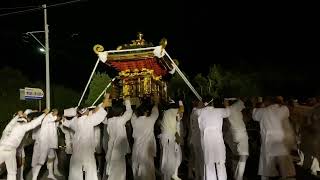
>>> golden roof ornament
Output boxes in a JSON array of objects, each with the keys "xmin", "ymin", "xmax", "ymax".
[
  {"xmin": 137, "ymin": 32, "xmax": 145, "ymax": 45},
  {"xmin": 116, "ymin": 32, "xmax": 154, "ymax": 50},
  {"xmin": 131, "ymin": 32, "xmax": 145, "ymax": 46},
  {"xmin": 93, "ymin": 44, "xmax": 104, "ymax": 54},
  {"xmin": 160, "ymin": 38, "xmax": 167, "ymax": 49}
]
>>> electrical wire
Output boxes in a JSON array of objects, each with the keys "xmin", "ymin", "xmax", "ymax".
[
  {"xmin": 0, "ymin": 5, "xmax": 40, "ymax": 11},
  {"xmin": 0, "ymin": 7, "xmax": 42, "ymax": 17},
  {"xmin": 47, "ymin": 0, "xmax": 88, "ymax": 8},
  {"xmin": 0, "ymin": 0, "xmax": 88, "ymax": 17}
]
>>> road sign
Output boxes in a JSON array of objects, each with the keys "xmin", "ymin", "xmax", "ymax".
[{"xmin": 20, "ymin": 87, "xmax": 44, "ymax": 100}]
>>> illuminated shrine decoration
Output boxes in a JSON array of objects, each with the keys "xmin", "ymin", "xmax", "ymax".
[{"xmin": 94, "ymin": 33, "xmax": 173, "ymax": 100}]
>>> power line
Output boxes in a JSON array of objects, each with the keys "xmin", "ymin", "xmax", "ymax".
[
  {"xmin": 0, "ymin": 7, "xmax": 42, "ymax": 17},
  {"xmin": 0, "ymin": 5, "xmax": 40, "ymax": 11},
  {"xmin": 47, "ymin": 0, "xmax": 88, "ymax": 8},
  {"xmin": 0, "ymin": 0, "xmax": 87, "ymax": 17}
]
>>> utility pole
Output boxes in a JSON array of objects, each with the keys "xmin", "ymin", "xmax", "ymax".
[
  {"xmin": 43, "ymin": 4, "xmax": 50, "ymax": 110},
  {"xmin": 5, "ymin": 1, "xmax": 85, "ymax": 110}
]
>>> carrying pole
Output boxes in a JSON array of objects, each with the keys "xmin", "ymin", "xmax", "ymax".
[
  {"xmin": 92, "ymin": 78, "xmax": 116, "ymax": 106},
  {"xmin": 78, "ymin": 58, "xmax": 100, "ymax": 106},
  {"xmin": 164, "ymin": 51, "xmax": 202, "ymax": 101}
]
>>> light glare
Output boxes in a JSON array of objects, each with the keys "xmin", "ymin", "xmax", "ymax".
[{"xmin": 39, "ymin": 48, "xmax": 45, "ymax": 52}]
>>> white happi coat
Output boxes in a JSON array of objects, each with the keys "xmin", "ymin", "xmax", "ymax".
[
  {"xmin": 2, "ymin": 115, "xmax": 30, "ymax": 164},
  {"xmin": 1, "ymin": 115, "xmax": 19, "ymax": 139},
  {"xmin": 0, "ymin": 114, "xmax": 46, "ymax": 149},
  {"xmin": 94, "ymin": 126, "xmax": 102, "ymax": 153},
  {"xmin": 253, "ymin": 104, "xmax": 295, "ymax": 176},
  {"xmin": 103, "ymin": 99, "xmax": 132, "ymax": 180},
  {"xmin": 227, "ymin": 100, "xmax": 249, "ymax": 155},
  {"xmin": 229, "ymin": 100, "xmax": 246, "ymax": 133},
  {"xmin": 198, "ymin": 106, "xmax": 230, "ymax": 165},
  {"xmin": 1, "ymin": 116, "xmax": 26, "ymax": 156},
  {"xmin": 32, "ymin": 113, "xmax": 58, "ymax": 167},
  {"xmin": 63, "ymin": 108, "xmax": 107, "ymax": 180},
  {"xmin": 131, "ymin": 105, "xmax": 159, "ymax": 180},
  {"xmin": 159, "ymin": 108, "xmax": 179, "ymax": 178}
]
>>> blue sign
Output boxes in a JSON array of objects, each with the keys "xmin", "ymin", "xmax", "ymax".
[{"xmin": 20, "ymin": 88, "xmax": 44, "ymax": 100}]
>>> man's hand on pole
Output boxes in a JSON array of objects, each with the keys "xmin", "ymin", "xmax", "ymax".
[
  {"xmin": 43, "ymin": 108, "xmax": 50, "ymax": 114},
  {"xmin": 102, "ymin": 93, "xmax": 112, "ymax": 108}
]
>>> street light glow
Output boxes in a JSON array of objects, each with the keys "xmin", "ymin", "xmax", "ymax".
[{"xmin": 39, "ymin": 48, "xmax": 45, "ymax": 52}]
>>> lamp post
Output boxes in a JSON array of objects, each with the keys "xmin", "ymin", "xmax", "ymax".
[
  {"xmin": 43, "ymin": 4, "xmax": 50, "ymax": 110},
  {"xmin": 25, "ymin": 4, "xmax": 50, "ymax": 110}
]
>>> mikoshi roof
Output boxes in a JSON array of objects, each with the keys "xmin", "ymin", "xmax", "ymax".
[
  {"xmin": 84, "ymin": 33, "xmax": 202, "ymax": 104},
  {"xmin": 93, "ymin": 33, "xmax": 173, "ymax": 76}
]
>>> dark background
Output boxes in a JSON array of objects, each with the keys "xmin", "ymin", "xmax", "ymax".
[{"xmin": 0, "ymin": 1, "xmax": 319, "ymax": 95}]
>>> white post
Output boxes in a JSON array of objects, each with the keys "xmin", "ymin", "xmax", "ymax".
[
  {"xmin": 43, "ymin": 4, "xmax": 50, "ymax": 110},
  {"xmin": 77, "ymin": 58, "xmax": 100, "ymax": 106}
]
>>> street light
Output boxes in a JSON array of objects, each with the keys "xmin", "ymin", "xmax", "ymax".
[
  {"xmin": 39, "ymin": 47, "xmax": 45, "ymax": 53},
  {"xmin": 25, "ymin": 4, "xmax": 50, "ymax": 110}
]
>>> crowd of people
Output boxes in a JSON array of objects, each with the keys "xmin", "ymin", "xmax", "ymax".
[{"xmin": 0, "ymin": 93, "xmax": 319, "ymax": 180}]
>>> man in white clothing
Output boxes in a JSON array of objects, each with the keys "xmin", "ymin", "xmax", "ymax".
[
  {"xmin": 61, "ymin": 107, "xmax": 77, "ymax": 155},
  {"xmin": 159, "ymin": 99, "xmax": 184, "ymax": 180},
  {"xmin": 189, "ymin": 100, "xmax": 204, "ymax": 180},
  {"xmin": 1, "ymin": 109, "xmax": 35, "ymax": 180},
  {"xmin": 87, "ymin": 106, "xmax": 105, "ymax": 179},
  {"xmin": 197, "ymin": 97, "xmax": 230, "ymax": 180},
  {"xmin": 31, "ymin": 109, "xmax": 61, "ymax": 180},
  {"xmin": 131, "ymin": 95, "xmax": 159, "ymax": 180},
  {"xmin": 0, "ymin": 109, "xmax": 49, "ymax": 180},
  {"xmin": 252, "ymin": 96, "xmax": 296, "ymax": 180},
  {"xmin": 63, "ymin": 93, "xmax": 111, "ymax": 180},
  {"xmin": 225, "ymin": 98, "xmax": 249, "ymax": 180},
  {"xmin": 103, "ymin": 97, "xmax": 133, "ymax": 180}
]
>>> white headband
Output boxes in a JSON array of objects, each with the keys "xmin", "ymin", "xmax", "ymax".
[{"xmin": 24, "ymin": 109, "xmax": 33, "ymax": 115}]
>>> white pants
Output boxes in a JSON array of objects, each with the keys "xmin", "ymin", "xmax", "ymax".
[
  {"xmin": 204, "ymin": 163, "xmax": 227, "ymax": 180},
  {"xmin": 160, "ymin": 135, "xmax": 177, "ymax": 179},
  {"xmin": 68, "ymin": 155, "xmax": 98, "ymax": 180},
  {"xmin": 107, "ymin": 158, "xmax": 126, "ymax": 180},
  {"xmin": 174, "ymin": 143, "xmax": 182, "ymax": 175},
  {"xmin": 132, "ymin": 162, "xmax": 155, "ymax": 180},
  {"xmin": 32, "ymin": 142, "xmax": 56, "ymax": 167},
  {"xmin": 0, "ymin": 146, "xmax": 17, "ymax": 180},
  {"xmin": 132, "ymin": 151, "xmax": 155, "ymax": 180}
]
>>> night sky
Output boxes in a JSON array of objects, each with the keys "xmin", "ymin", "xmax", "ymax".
[{"xmin": 0, "ymin": 1, "xmax": 319, "ymax": 95}]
